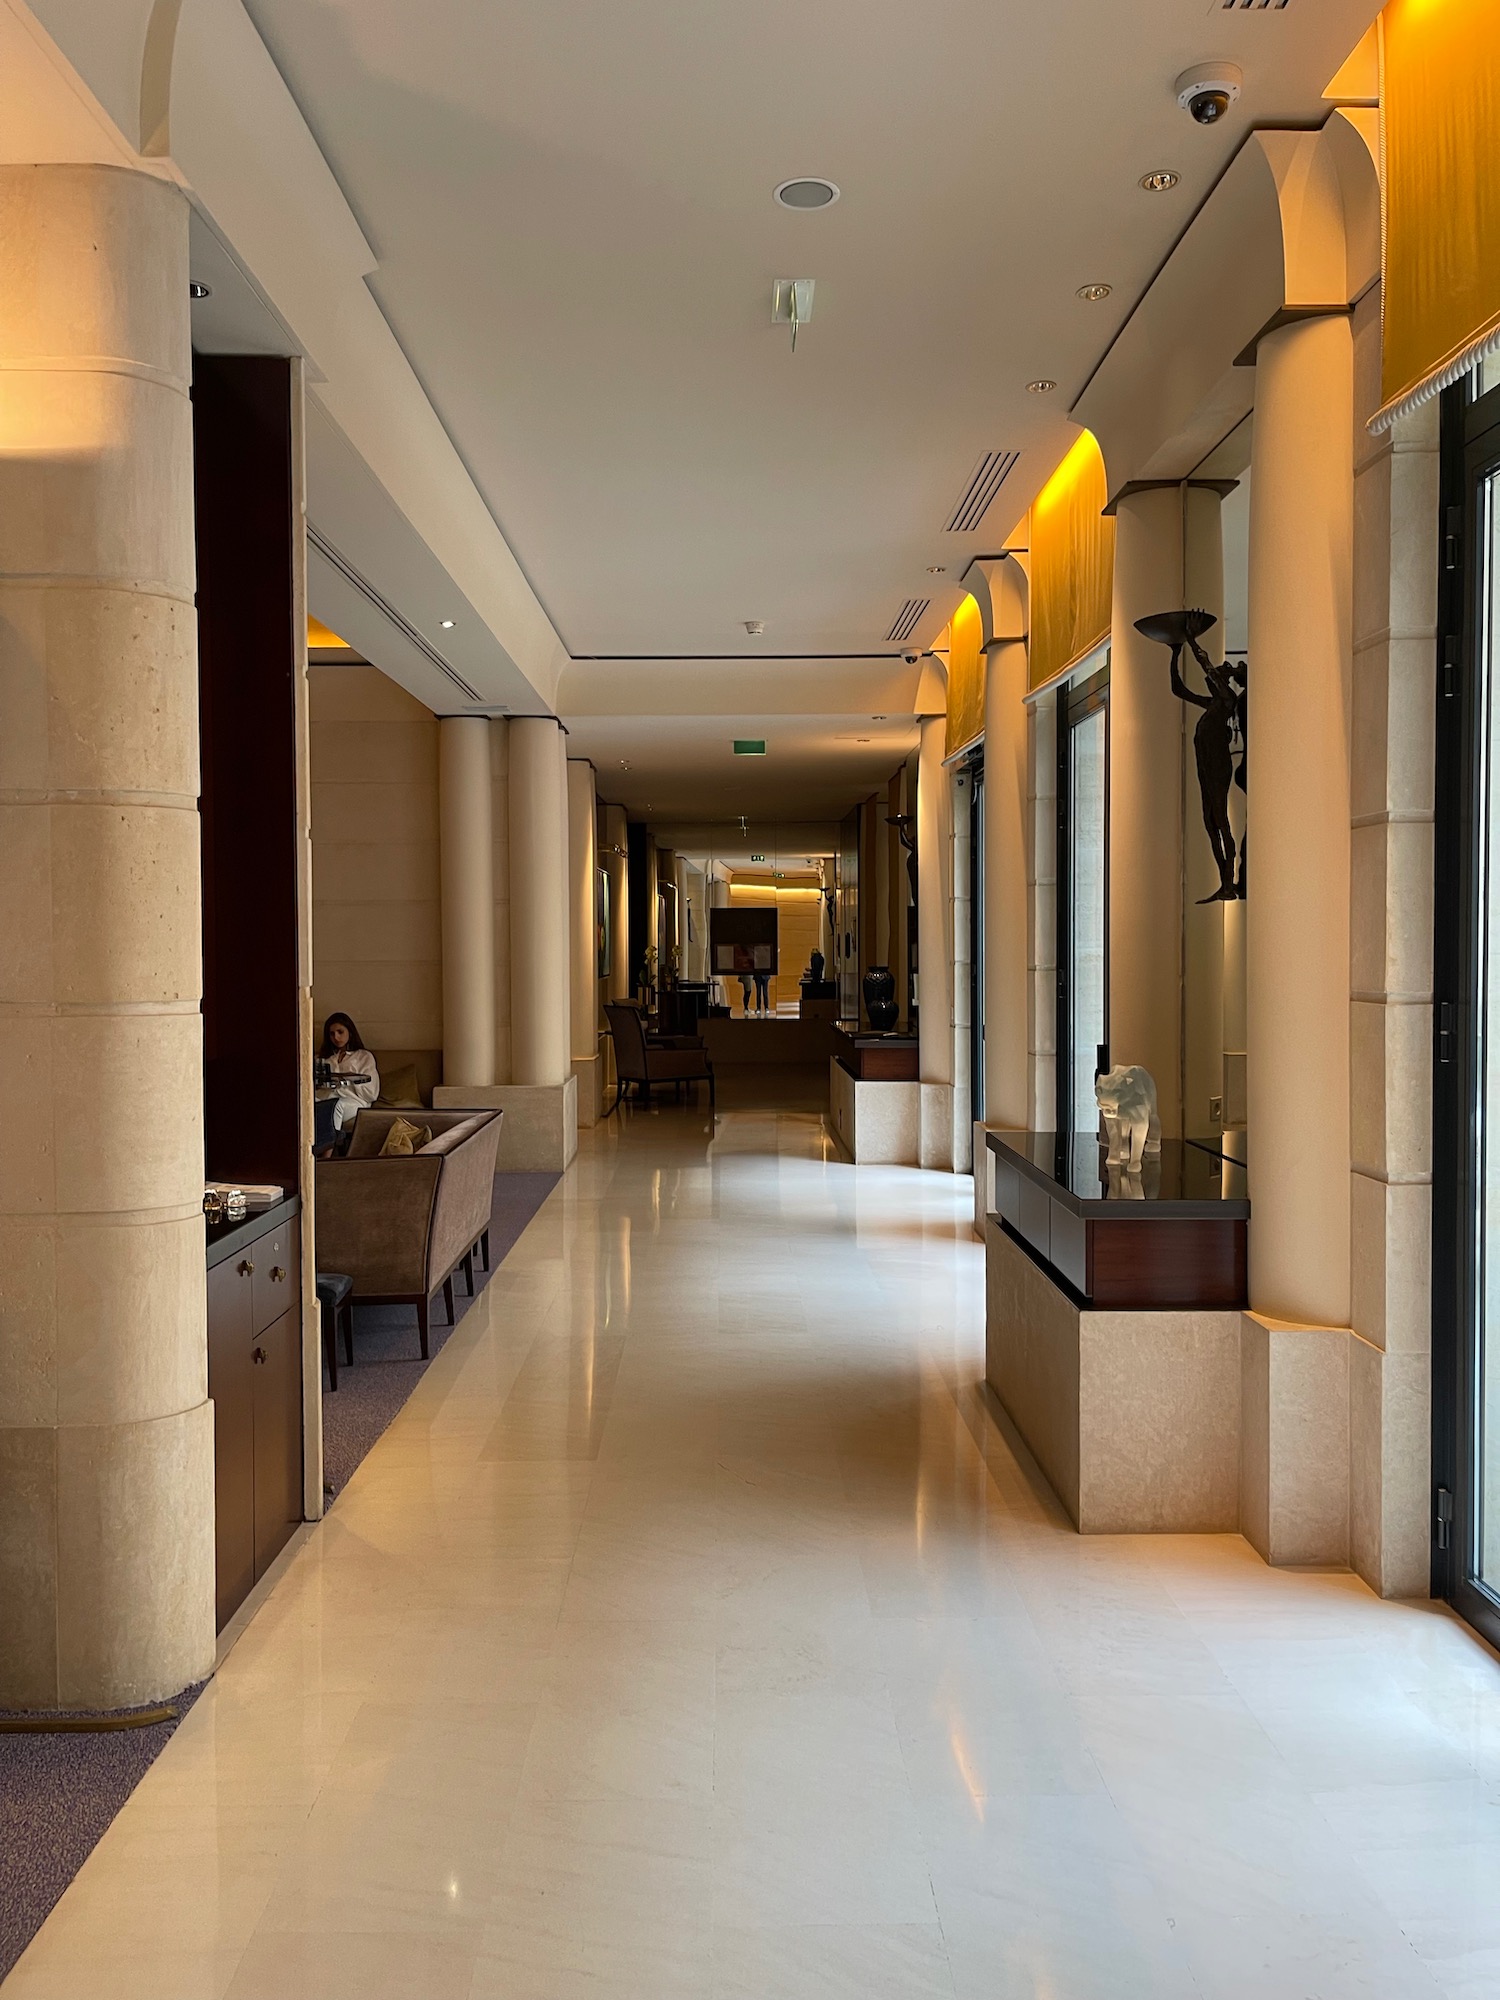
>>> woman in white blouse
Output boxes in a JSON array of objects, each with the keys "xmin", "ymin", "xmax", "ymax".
[{"xmin": 319, "ymin": 1013, "xmax": 379, "ymax": 1139}]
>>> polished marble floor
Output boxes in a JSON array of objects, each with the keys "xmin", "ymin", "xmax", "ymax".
[{"xmin": 8, "ymin": 1097, "xmax": 1500, "ymax": 1998}]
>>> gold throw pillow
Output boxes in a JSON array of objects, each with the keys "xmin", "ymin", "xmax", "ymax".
[{"xmin": 378, "ymin": 1116, "xmax": 432, "ymax": 1157}]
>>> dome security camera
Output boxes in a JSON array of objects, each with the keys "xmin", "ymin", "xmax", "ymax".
[
  {"xmin": 1175, "ymin": 62, "xmax": 1242, "ymax": 126},
  {"xmin": 903, "ymin": 651, "xmax": 920, "ymax": 665}
]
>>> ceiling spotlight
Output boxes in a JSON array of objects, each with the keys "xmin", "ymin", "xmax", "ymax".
[
  {"xmin": 188, "ymin": 280, "xmax": 212, "ymax": 299},
  {"xmin": 744, "ymin": 619, "xmax": 765, "ymax": 635},
  {"xmin": 619, "ymin": 759, "xmax": 631, "ymax": 770},
  {"xmin": 774, "ymin": 178, "xmax": 840, "ymax": 210},
  {"xmin": 1140, "ymin": 169, "xmax": 1180, "ymax": 193},
  {"xmin": 926, "ymin": 565, "xmax": 947, "ymax": 575},
  {"xmin": 1027, "ymin": 379, "xmax": 1058, "ymax": 394},
  {"xmin": 857, "ymin": 737, "xmax": 871, "ymax": 743},
  {"xmin": 1077, "ymin": 283, "xmax": 1112, "ymax": 302},
  {"xmin": 439, "ymin": 618, "xmax": 456, "ymax": 629},
  {"xmin": 872, "ymin": 715, "xmax": 886, "ymax": 721}
]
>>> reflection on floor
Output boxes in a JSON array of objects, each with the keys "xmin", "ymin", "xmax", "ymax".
[{"xmin": 7, "ymin": 1099, "xmax": 1499, "ymax": 1998}]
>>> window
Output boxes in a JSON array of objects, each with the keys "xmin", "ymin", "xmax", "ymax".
[
  {"xmin": 1057, "ymin": 657, "xmax": 1109, "ymax": 1135},
  {"xmin": 1434, "ymin": 367, "xmax": 1500, "ymax": 1651}
]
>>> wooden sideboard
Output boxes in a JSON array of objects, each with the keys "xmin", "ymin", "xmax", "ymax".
[
  {"xmin": 206, "ymin": 1197, "xmax": 303, "ymax": 1630},
  {"xmin": 986, "ymin": 1130, "xmax": 1249, "ymax": 1310}
]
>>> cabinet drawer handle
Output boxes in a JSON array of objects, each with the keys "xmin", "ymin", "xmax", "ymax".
[
  {"xmin": 252, "ymin": 1346, "xmax": 267, "ymax": 1365},
  {"xmin": 270, "ymin": 1266, "xmax": 286, "ymax": 1283},
  {"xmin": 238, "ymin": 1260, "xmax": 255, "ymax": 1276}
]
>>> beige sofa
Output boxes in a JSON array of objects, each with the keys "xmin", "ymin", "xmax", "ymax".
[{"xmin": 314, "ymin": 1108, "xmax": 503, "ymax": 1357}]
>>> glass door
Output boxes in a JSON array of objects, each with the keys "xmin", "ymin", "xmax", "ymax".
[{"xmin": 1434, "ymin": 371, "xmax": 1500, "ymax": 1648}]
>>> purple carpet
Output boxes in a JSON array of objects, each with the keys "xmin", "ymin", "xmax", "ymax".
[
  {"xmin": 0, "ymin": 1171, "xmax": 557, "ymax": 1984},
  {"xmin": 321, "ymin": 1170, "xmax": 559, "ymax": 1497},
  {"xmin": 0, "ymin": 1688, "xmax": 203, "ymax": 1981}
]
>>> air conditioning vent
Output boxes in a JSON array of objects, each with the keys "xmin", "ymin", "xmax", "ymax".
[
  {"xmin": 886, "ymin": 598, "xmax": 930, "ymax": 646},
  {"xmin": 944, "ymin": 450, "xmax": 1021, "ymax": 534},
  {"xmin": 1222, "ymin": 1, "xmax": 1288, "ymax": 10}
]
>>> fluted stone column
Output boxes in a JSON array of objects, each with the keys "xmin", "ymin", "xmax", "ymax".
[
  {"xmin": 1246, "ymin": 315, "xmax": 1353, "ymax": 1327},
  {"xmin": 0, "ymin": 165, "xmax": 215, "ymax": 1709},
  {"xmin": 1107, "ymin": 486, "xmax": 1185, "ymax": 1136},
  {"xmin": 1240, "ymin": 311, "xmax": 1355, "ymax": 1567},
  {"xmin": 917, "ymin": 713, "xmax": 954, "ymax": 1169},
  {"xmin": 509, "ymin": 717, "xmax": 570, "ymax": 1087},
  {"xmin": 439, "ymin": 716, "xmax": 496, "ymax": 1086},
  {"xmin": 603, "ymin": 803, "xmax": 629, "ymax": 1003},
  {"xmin": 567, "ymin": 758, "xmax": 601, "ymax": 1124}
]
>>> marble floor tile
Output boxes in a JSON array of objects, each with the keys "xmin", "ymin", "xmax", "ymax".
[{"xmin": 9, "ymin": 1098, "xmax": 1500, "ymax": 2000}]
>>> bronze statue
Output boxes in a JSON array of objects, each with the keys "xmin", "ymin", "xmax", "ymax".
[{"xmin": 1135, "ymin": 609, "xmax": 1246, "ymax": 902}]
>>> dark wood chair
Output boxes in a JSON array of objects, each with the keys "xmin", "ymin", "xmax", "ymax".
[{"xmin": 605, "ymin": 1002, "xmax": 715, "ymax": 1114}]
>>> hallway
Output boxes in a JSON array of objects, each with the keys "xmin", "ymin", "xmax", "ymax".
[{"xmin": 8, "ymin": 1103, "xmax": 1499, "ymax": 2000}]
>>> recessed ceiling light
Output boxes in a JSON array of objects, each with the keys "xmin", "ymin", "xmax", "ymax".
[
  {"xmin": 926, "ymin": 565, "xmax": 947, "ymax": 575},
  {"xmin": 857, "ymin": 737, "xmax": 870, "ymax": 743},
  {"xmin": 1027, "ymin": 379, "xmax": 1058, "ymax": 394},
  {"xmin": 1140, "ymin": 169, "xmax": 1180, "ymax": 193},
  {"xmin": 1077, "ymin": 283, "xmax": 1112, "ymax": 302},
  {"xmin": 744, "ymin": 619, "xmax": 765, "ymax": 635},
  {"xmin": 439, "ymin": 618, "xmax": 456, "ymax": 629},
  {"xmin": 189, "ymin": 281, "xmax": 212, "ymax": 299},
  {"xmin": 872, "ymin": 715, "xmax": 886, "ymax": 721},
  {"xmin": 774, "ymin": 178, "xmax": 840, "ymax": 210}
]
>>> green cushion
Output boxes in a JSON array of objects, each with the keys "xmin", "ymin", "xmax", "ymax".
[{"xmin": 376, "ymin": 1062, "xmax": 424, "ymax": 1108}]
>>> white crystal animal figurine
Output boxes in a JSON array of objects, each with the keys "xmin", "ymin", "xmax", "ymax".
[{"xmin": 1094, "ymin": 1064, "xmax": 1161, "ymax": 1172}]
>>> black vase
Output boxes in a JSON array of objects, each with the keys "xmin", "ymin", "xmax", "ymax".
[
  {"xmin": 809, "ymin": 949, "xmax": 825, "ymax": 983},
  {"xmin": 862, "ymin": 964, "xmax": 898, "ymax": 1032}
]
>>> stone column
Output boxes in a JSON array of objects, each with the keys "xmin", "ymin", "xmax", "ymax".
[
  {"xmin": 1107, "ymin": 486, "xmax": 1185, "ymax": 1135},
  {"xmin": 1240, "ymin": 312, "xmax": 1355, "ymax": 1568},
  {"xmin": 917, "ymin": 713, "xmax": 954, "ymax": 1168},
  {"xmin": 603, "ymin": 803, "xmax": 630, "ymax": 1003},
  {"xmin": 0, "ymin": 165, "xmax": 215, "ymax": 1709},
  {"xmin": 567, "ymin": 758, "xmax": 601, "ymax": 1124},
  {"xmin": 438, "ymin": 716, "xmax": 496, "ymax": 1086},
  {"xmin": 1246, "ymin": 315, "xmax": 1353, "ymax": 1326},
  {"xmin": 508, "ymin": 717, "xmax": 570, "ymax": 1087}
]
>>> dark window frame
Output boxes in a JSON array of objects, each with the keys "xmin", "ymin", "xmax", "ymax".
[
  {"xmin": 1432, "ymin": 369, "xmax": 1500, "ymax": 1651},
  {"xmin": 1055, "ymin": 658, "xmax": 1111, "ymax": 1137}
]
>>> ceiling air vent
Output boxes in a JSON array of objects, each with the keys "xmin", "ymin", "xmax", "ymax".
[
  {"xmin": 944, "ymin": 450, "xmax": 1021, "ymax": 534},
  {"xmin": 886, "ymin": 598, "xmax": 930, "ymax": 646},
  {"xmin": 1222, "ymin": 1, "xmax": 1288, "ymax": 10}
]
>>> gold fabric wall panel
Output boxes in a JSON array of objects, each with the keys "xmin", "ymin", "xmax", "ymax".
[
  {"xmin": 1028, "ymin": 431, "xmax": 1113, "ymax": 693},
  {"xmin": 944, "ymin": 593, "xmax": 984, "ymax": 757},
  {"xmin": 1379, "ymin": 0, "xmax": 1500, "ymax": 421}
]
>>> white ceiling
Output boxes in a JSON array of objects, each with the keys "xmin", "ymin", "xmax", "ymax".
[
  {"xmin": 242, "ymin": 0, "xmax": 1381, "ymax": 672},
  {"xmin": 571, "ymin": 712, "xmax": 918, "ymax": 820}
]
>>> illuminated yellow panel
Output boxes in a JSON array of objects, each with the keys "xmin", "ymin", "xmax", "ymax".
[
  {"xmin": 1028, "ymin": 431, "xmax": 1113, "ymax": 694},
  {"xmin": 944, "ymin": 593, "xmax": 984, "ymax": 758},
  {"xmin": 1379, "ymin": 0, "xmax": 1500, "ymax": 420},
  {"xmin": 307, "ymin": 615, "xmax": 352, "ymax": 650}
]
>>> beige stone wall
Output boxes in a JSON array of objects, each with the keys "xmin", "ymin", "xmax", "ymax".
[
  {"xmin": 309, "ymin": 666, "xmax": 443, "ymax": 1055},
  {"xmin": 1348, "ymin": 284, "xmax": 1438, "ymax": 1598}
]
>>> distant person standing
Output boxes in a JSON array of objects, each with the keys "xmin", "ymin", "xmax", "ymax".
[{"xmin": 752, "ymin": 966, "xmax": 772, "ymax": 1013}]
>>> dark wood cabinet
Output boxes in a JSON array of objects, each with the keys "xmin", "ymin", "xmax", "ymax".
[
  {"xmin": 206, "ymin": 1201, "xmax": 304, "ymax": 1630},
  {"xmin": 207, "ymin": 1256, "xmax": 256, "ymax": 1631},
  {"xmin": 253, "ymin": 1305, "xmax": 304, "ymax": 1581}
]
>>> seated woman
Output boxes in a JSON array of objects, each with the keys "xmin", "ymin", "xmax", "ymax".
[{"xmin": 318, "ymin": 1013, "xmax": 379, "ymax": 1147}]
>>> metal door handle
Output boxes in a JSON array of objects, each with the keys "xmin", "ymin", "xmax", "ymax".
[
  {"xmin": 238, "ymin": 1260, "xmax": 254, "ymax": 1276},
  {"xmin": 252, "ymin": 1347, "xmax": 266, "ymax": 1365},
  {"xmin": 270, "ymin": 1266, "xmax": 286, "ymax": 1282}
]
